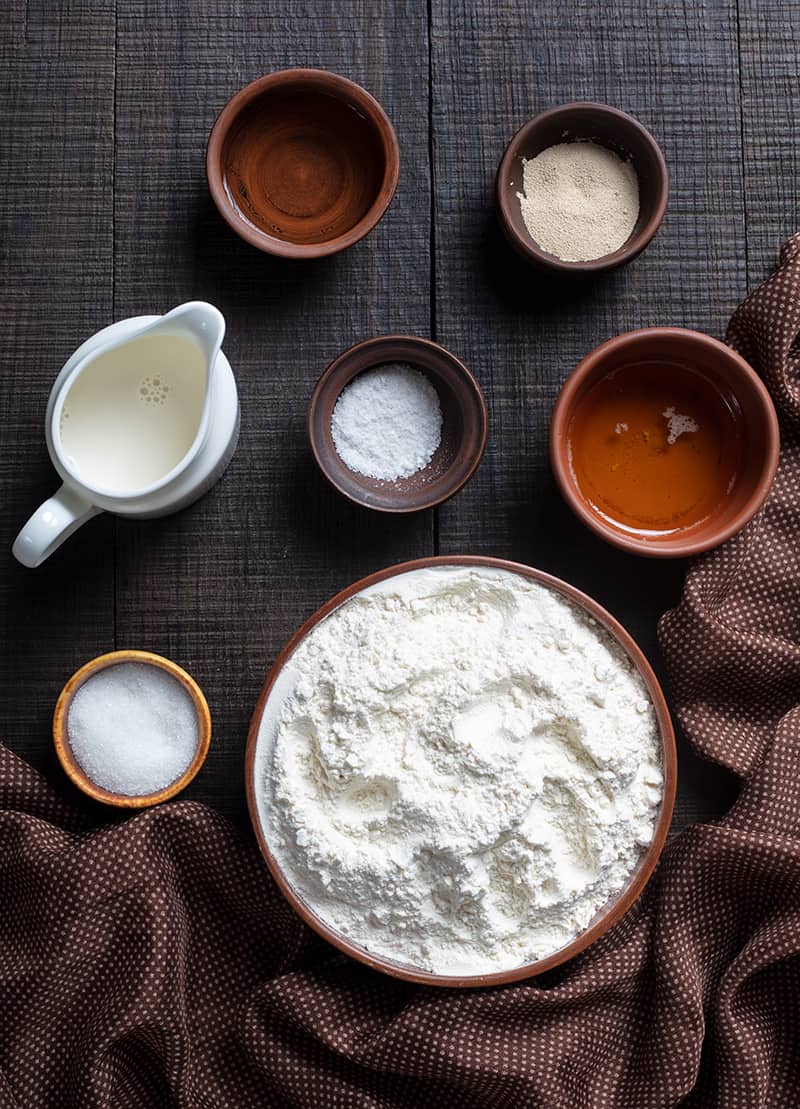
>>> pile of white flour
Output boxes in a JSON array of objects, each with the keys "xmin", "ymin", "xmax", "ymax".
[{"xmin": 261, "ymin": 566, "xmax": 663, "ymax": 975}]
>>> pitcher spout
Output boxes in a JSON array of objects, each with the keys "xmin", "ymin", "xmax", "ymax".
[{"xmin": 152, "ymin": 301, "xmax": 226, "ymax": 378}]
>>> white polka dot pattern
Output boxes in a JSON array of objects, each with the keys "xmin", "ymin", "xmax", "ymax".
[{"xmin": 2, "ymin": 239, "xmax": 800, "ymax": 1106}]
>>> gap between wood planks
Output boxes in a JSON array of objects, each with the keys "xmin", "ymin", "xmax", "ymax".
[{"xmin": 428, "ymin": 0, "xmax": 441, "ymax": 556}]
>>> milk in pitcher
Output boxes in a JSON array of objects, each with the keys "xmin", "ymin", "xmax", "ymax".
[{"xmin": 59, "ymin": 333, "xmax": 206, "ymax": 493}]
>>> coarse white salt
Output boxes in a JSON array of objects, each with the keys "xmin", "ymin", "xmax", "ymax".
[
  {"xmin": 331, "ymin": 363, "xmax": 443, "ymax": 481},
  {"xmin": 67, "ymin": 662, "xmax": 199, "ymax": 796}
]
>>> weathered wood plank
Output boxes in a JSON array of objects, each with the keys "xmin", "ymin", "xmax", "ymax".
[
  {"xmin": 5, "ymin": 0, "xmax": 786, "ymax": 838},
  {"xmin": 430, "ymin": 0, "xmax": 747, "ymax": 829},
  {"xmin": 112, "ymin": 1, "xmax": 433, "ymax": 821},
  {"xmin": 738, "ymin": 0, "xmax": 799, "ymax": 284},
  {"xmin": 0, "ymin": 0, "xmax": 115, "ymax": 795}
]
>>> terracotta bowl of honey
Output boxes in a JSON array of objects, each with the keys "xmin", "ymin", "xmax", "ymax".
[
  {"xmin": 206, "ymin": 69, "xmax": 400, "ymax": 259},
  {"xmin": 551, "ymin": 328, "xmax": 780, "ymax": 557}
]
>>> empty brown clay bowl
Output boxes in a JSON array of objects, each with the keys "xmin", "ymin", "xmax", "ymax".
[
  {"xmin": 496, "ymin": 101, "xmax": 669, "ymax": 275},
  {"xmin": 206, "ymin": 69, "xmax": 400, "ymax": 258},
  {"xmin": 308, "ymin": 335, "xmax": 488, "ymax": 512},
  {"xmin": 551, "ymin": 327, "xmax": 780, "ymax": 557},
  {"xmin": 246, "ymin": 554, "xmax": 677, "ymax": 987},
  {"xmin": 53, "ymin": 649, "xmax": 212, "ymax": 808}
]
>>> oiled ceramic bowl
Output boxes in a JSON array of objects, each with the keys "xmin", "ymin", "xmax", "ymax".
[
  {"xmin": 206, "ymin": 69, "xmax": 400, "ymax": 258},
  {"xmin": 550, "ymin": 328, "xmax": 781, "ymax": 557},
  {"xmin": 53, "ymin": 650, "xmax": 212, "ymax": 808},
  {"xmin": 496, "ymin": 101, "xmax": 669, "ymax": 275},
  {"xmin": 246, "ymin": 555, "xmax": 677, "ymax": 987},
  {"xmin": 308, "ymin": 335, "xmax": 488, "ymax": 512}
]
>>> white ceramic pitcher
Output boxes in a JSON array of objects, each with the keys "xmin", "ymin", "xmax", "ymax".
[{"xmin": 13, "ymin": 301, "xmax": 240, "ymax": 568}]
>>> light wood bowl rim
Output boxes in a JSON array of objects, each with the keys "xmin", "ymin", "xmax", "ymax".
[{"xmin": 53, "ymin": 649, "xmax": 212, "ymax": 808}]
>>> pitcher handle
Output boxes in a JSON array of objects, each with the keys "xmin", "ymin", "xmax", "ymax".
[{"xmin": 12, "ymin": 484, "xmax": 101, "ymax": 568}]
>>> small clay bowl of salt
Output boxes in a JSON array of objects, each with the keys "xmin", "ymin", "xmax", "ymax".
[
  {"xmin": 308, "ymin": 335, "xmax": 488, "ymax": 512},
  {"xmin": 496, "ymin": 102, "xmax": 668, "ymax": 276},
  {"xmin": 53, "ymin": 650, "xmax": 211, "ymax": 808}
]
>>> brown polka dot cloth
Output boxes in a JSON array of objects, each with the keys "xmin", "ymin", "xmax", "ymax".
[{"xmin": 2, "ymin": 239, "xmax": 800, "ymax": 1108}]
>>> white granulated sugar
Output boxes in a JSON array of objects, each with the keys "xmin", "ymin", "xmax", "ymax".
[
  {"xmin": 330, "ymin": 363, "xmax": 443, "ymax": 481},
  {"xmin": 262, "ymin": 566, "xmax": 663, "ymax": 976},
  {"xmin": 517, "ymin": 140, "xmax": 639, "ymax": 262},
  {"xmin": 68, "ymin": 662, "xmax": 199, "ymax": 796}
]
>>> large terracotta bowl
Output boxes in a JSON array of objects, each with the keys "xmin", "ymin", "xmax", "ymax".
[{"xmin": 246, "ymin": 556, "xmax": 677, "ymax": 987}]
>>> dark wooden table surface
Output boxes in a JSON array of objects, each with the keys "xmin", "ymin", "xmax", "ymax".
[{"xmin": 2, "ymin": 0, "xmax": 795, "ymax": 833}]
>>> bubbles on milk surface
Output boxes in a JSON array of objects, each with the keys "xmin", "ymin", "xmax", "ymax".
[{"xmin": 139, "ymin": 375, "xmax": 171, "ymax": 406}]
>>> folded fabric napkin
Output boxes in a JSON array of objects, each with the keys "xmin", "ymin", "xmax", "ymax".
[{"xmin": 2, "ymin": 237, "xmax": 799, "ymax": 1108}]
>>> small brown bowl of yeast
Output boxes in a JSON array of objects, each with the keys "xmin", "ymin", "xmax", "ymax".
[
  {"xmin": 206, "ymin": 69, "xmax": 400, "ymax": 259},
  {"xmin": 496, "ymin": 102, "xmax": 668, "ymax": 276},
  {"xmin": 550, "ymin": 328, "xmax": 780, "ymax": 557}
]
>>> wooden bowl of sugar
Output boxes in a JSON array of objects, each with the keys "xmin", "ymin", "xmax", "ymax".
[
  {"xmin": 53, "ymin": 650, "xmax": 211, "ymax": 808},
  {"xmin": 496, "ymin": 101, "xmax": 669, "ymax": 276},
  {"xmin": 308, "ymin": 335, "xmax": 488, "ymax": 512}
]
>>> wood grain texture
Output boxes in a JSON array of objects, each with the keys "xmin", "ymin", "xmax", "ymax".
[
  {"xmin": 0, "ymin": 0, "xmax": 116, "ymax": 800},
  {"xmin": 430, "ymin": 0, "xmax": 747, "ymax": 829},
  {"xmin": 3, "ymin": 0, "xmax": 796, "ymax": 835},
  {"xmin": 111, "ymin": 1, "xmax": 432, "ymax": 821},
  {"xmin": 738, "ymin": 0, "xmax": 799, "ymax": 284}
]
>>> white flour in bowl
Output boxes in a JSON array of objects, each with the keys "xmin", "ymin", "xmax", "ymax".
[{"xmin": 260, "ymin": 566, "xmax": 663, "ymax": 976}]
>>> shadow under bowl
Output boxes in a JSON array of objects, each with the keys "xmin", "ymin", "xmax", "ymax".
[
  {"xmin": 206, "ymin": 68, "xmax": 400, "ymax": 259},
  {"xmin": 308, "ymin": 335, "xmax": 488, "ymax": 512},
  {"xmin": 550, "ymin": 327, "xmax": 781, "ymax": 557},
  {"xmin": 52, "ymin": 649, "xmax": 212, "ymax": 808},
  {"xmin": 496, "ymin": 101, "xmax": 669, "ymax": 276},
  {"xmin": 245, "ymin": 554, "xmax": 677, "ymax": 987}
]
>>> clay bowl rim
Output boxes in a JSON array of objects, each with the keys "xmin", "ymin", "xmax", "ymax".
[
  {"xmin": 206, "ymin": 68, "xmax": 400, "ymax": 259},
  {"xmin": 307, "ymin": 335, "xmax": 489, "ymax": 514},
  {"xmin": 496, "ymin": 101, "xmax": 669, "ymax": 275},
  {"xmin": 53, "ymin": 649, "xmax": 212, "ymax": 808},
  {"xmin": 245, "ymin": 554, "xmax": 677, "ymax": 988},
  {"xmin": 550, "ymin": 326, "xmax": 781, "ymax": 558}
]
